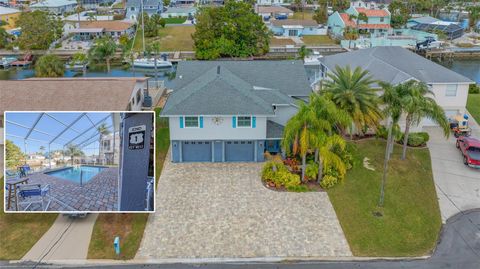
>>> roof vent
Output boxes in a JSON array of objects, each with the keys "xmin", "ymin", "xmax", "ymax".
[{"xmin": 217, "ymin": 65, "xmax": 221, "ymax": 75}]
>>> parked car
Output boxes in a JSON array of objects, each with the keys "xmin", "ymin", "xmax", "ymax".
[{"xmin": 456, "ymin": 136, "xmax": 480, "ymax": 168}]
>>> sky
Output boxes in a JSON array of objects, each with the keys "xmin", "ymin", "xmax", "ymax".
[{"xmin": 5, "ymin": 112, "xmax": 116, "ymax": 156}]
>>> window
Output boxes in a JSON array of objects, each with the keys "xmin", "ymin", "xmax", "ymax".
[
  {"xmin": 185, "ymin": 116, "xmax": 199, "ymax": 128},
  {"xmin": 136, "ymin": 90, "xmax": 141, "ymax": 104},
  {"xmin": 380, "ymin": 17, "xmax": 384, "ymax": 22},
  {"xmin": 237, "ymin": 116, "xmax": 251, "ymax": 127},
  {"xmin": 446, "ymin": 85, "xmax": 457, "ymax": 97}
]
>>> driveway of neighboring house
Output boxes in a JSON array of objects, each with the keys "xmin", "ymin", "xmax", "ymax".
[
  {"xmin": 425, "ymin": 117, "xmax": 480, "ymax": 222},
  {"xmin": 136, "ymin": 160, "xmax": 352, "ymax": 260}
]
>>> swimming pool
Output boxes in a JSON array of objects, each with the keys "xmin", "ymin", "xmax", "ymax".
[{"xmin": 45, "ymin": 166, "xmax": 106, "ymax": 184}]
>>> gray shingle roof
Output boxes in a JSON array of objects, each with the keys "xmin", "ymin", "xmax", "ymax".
[
  {"xmin": 172, "ymin": 60, "xmax": 312, "ymax": 97},
  {"xmin": 162, "ymin": 66, "xmax": 297, "ymax": 116},
  {"xmin": 267, "ymin": 120, "xmax": 284, "ymax": 139},
  {"xmin": 320, "ymin": 47, "xmax": 473, "ymax": 85}
]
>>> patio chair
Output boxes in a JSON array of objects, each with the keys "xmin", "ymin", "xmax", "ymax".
[
  {"xmin": 16, "ymin": 184, "xmax": 51, "ymax": 211},
  {"xmin": 17, "ymin": 165, "xmax": 32, "ymax": 178}
]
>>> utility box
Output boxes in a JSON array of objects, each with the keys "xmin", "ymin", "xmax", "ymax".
[
  {"xmin": 114, "ymin": 236, "xmax": 120, "ymax": 255},
  {"xmin": 119, "ymin": 112, "xmax": 154, "ymax": 211}
]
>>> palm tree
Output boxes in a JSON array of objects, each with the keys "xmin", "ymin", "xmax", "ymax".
[
  {"xmin": 64, "ymin": 144, "xmax": 84, "ymax": 165},
  {"xmin": 89, "ymin": 36, "xmax": 117, "ymax": 72},
  {"xmin": 35, "ymin": 54, "xmax": 65, "ymax": 77},
  {"xmin": 397, "ymin": 81, "xmax": 449, "ymax": 160},
  {"xmin": 71, "ymin": 52, "xmax": 88, "ymax": 76},
  {"xmin": 97, "ymin": 123, "xmax": 111, "ymax": 164},
  {"xmin": 39, "ymin": 146, "xmax": 45, "ymax": 155},
  {"xmin": 297, "ymin": 45, "xmax": 311, "ymax": 61},
  {"xmin": 321, "ymin": 65, "xmax": 382, "ymax": 139}
]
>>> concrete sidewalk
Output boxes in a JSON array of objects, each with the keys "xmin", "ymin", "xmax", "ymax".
[{"xmin": 22, "ymin": 214, "xmax": 98, "ymax": 262}]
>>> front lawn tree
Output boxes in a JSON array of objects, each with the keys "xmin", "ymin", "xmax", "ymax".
[
  {"xmin": 389, "ymin": 0, "xmax": 410, "ymax": 28},
  {"xmin": 398, "ymin": 81, "xmax": 449, "ymax": 160},
  {"xmin": 15, "ymin": 10, "xmax": 63, "ymax": 50},
  {"xmin": 313, "ymin": 5, "xmax": 328, "ymax": 24},
  {"xmin": 35, "ymin": 54, "xmax": 65, "ymax": 77},
  {"xmin": 89, "ymin": 36, "xmax": 117, "ymax": 72},
  {"xmin": 5, "ymin": 140, "xmax": 25, "ymax": 169},
  {"xmin": 192, "ymin": 0, "xmax": 270, "ymax": 59},
  {"xmin": 322, "ymin": 65, "xmax": 382, "ymax": 139}
]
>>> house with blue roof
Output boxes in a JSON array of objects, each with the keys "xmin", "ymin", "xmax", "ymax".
[
  {"xmin": 126, "ymin": 0, "xmax": 163, "ymax": 21},
  {"xmin": 161, "ymin": 61, "xmax": 312, "ymax": 163}
]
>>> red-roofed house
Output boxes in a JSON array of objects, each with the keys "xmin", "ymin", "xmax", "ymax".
[{"xmin": 328, "ymin": 6, "xmax": 391, "ymax": 38}]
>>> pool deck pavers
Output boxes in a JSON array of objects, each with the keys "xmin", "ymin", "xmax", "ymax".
[
  {"xmin": 7, "ymin": 167, "xmax": 118, "ymax": 212},
  {"xmin": 136, "ymin": 160, "xmax": 352, "ymax": 260}
]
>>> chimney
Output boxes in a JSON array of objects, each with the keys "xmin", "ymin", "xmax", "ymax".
[{"xmin": 217, "ymin": 65, "xmax": 221, "ymax": 75}]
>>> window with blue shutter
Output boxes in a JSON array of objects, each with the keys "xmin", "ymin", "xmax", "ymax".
[
  {"xmin": 232, "ymin": 116, "xmax": 237, "ymax": 128},
  {"xmin": 179, "ymin": 116, "xmax": 184, "ymax": 128},
  {"xmin": 199, "ymin": 116, "xmax": 204, "ymax": 128},
  {"xmin": 252, "ymin": 116, "xmax": 256, "ymax": 128}
]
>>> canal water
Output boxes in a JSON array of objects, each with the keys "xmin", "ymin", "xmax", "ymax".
[{"xmin": 438, "ymin": 60, "xmax": 480, "ymax": 84}]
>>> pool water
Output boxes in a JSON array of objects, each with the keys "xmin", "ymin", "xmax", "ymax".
[{"xmin": 45, "ymin": 166, "xmax": 106, "ymax": 183}]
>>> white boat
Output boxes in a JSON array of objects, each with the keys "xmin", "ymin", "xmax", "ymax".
[
  {"xmin": 65, "ymin": 61, "xmax": 89, "ymax": 69},
  {"xmin": 0, "ymin": 57, "xmax": 17, "ymax": 68},
  {"xmin": 303, "ymin": 51, "xmax": 323, "ymax": 66},
  {"xmin": 133, "ymin": 58, "xmax": 172, "ymax": 69}
]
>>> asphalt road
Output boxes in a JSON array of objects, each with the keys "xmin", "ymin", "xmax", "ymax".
[{"xmin": 2, "ymin": 209, "xmax": 480, "ymax": 269}]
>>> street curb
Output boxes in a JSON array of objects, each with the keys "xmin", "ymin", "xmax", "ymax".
[{"xmin": 10, "ymin": 255, "xmax": 431, "ymax": 266}]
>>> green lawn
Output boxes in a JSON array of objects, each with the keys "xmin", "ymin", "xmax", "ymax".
[
  {"xmin": 467, "ymin": 93, "xmax": 480, "ymax": 124},
  {"xmin": 302, "ymin": 35, "xmax": 337, "ymax": 46},
  {"xmin": 87, "ymin": 108, "xmax": 169, "ymax": 259},
  {"xmin": 0, "ymin": 177, "xmax": 58, "ymax": 260},
  {"xmin": 327, "ymin": 140, "xmax": 441, "ymax": 256},
  {"xmin": 291, "ymin": 11, "xmax": 314, "ymax": 20},
  {"xmin": 133, "ymin": 26, "xmax": 195, "ymax": 52},
  {"xmin": 164, "ymin": 17, "xmax": 187, "ymax": 24}
]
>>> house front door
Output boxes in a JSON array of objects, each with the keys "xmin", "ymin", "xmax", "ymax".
[{"xmin": 288, "ymin": 29, "xmax": 298, "ymax": 36}]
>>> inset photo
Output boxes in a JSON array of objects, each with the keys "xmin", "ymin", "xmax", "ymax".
[{"xmin": 3, "ymin": 112, "xmax": 155, "ymax": 213}]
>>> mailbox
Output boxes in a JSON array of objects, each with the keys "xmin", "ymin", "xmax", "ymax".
[{"xmin": 114, "ymin": 236, "xmax": 120, "ymax": 255}]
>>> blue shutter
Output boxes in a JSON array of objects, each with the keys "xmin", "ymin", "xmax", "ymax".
[
  {"xmin": 232, "ymin": 116, "xmax": 237, "ymax": 128},
  {"xmin": 180, "ymin": 116, "xmax": 184, "ymax": 128},
  {"xmin": 252, "ymin": 116, "xmax": 256, "ymax": 128},
  {"xmin": 199, "ymin": 116, "xmax": 204, "ymax": 128}
]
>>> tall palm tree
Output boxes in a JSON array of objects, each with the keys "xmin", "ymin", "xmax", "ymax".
[
  {"xmin": 35, "ymin": 54, "xmax": 65, "ymax": 77},
  {"xmin": 397, "ymin": 81, "xmax": 449, "ymax": 159},
  {"xmin": 89, "ymin": 36, "xmax": 117, "ymax": 72},
  {"xmin": 322, "ymin": 65, "xmax": 382, "ymax": 139},
  {"xmin": 71, "ymin": 52, "xmax": 88, "ymax": 76},
  {"xmin": 298, "ymin": 45, "xmax": 311, "ymax": 61},
  {"xmin": 64, "ymin": 144, "xmax": 84, "ymax": 165}
]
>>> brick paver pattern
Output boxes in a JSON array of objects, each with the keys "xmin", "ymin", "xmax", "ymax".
[
  {"xmin": 6, "ymin": 167, "xmax": 118, "ymax": 211},
  {"xmin": 136, "ymin": 160, "xmax": 352, "ymax": 259}
]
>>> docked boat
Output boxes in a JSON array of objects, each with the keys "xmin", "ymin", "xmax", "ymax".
[
  {"xmin": 0, "ymin": 57, "xmax": 18, "ymax": 68},
  {"xmin": 303, "ymin": 51, "xmax": 323, "ymax": 66},
  {"xmin": 133, "ymin": 58, "xmax": 172, "ymax": 69},
  {"xmin": 65, "ymin": 61, "xmax": 89, "ymax": 70}
]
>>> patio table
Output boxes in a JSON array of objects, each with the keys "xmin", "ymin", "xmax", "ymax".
[{"xmin": 6, "ymin": 177, "xmax": 29, "ymax": 210}]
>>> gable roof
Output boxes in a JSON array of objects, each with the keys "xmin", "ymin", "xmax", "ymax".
[
  {"xmin": 339, "ymin": 13, "xmax": 357, "ymax": 27},
  {"xmin": 355, "ymin": 7, "xmax": 389, "ymax": 17},
  {"xmin": 256, "ymin": 6, "xmax": 293, "ymax": 14},
  {"xmin": 0, "ymin": 78, "xmax": 146, "ymax": 113},
  {"xmin": 320, "ymin": 47, "xmax": 473, "ymax": 85},
  {"xmin": 172, "ymin": 60, "xmax": 312, "ymax": 97}
]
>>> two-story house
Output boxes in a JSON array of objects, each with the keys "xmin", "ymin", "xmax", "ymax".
[
  {"xmin": 328, "ymin": 6, "xmax": 391, "ymax": 37},
  {"xmin": 161, "ymin": 61, "xmax": 312, "ymax": 163},
  {"xmin": 318, "ymin": 47, "xmax": 473, "ymax": 130},
  {"xmin": 126, "ymin": 0, "xmax": 163, "ymax": 21}
]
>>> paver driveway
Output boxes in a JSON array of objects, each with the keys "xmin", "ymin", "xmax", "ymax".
[
  {"xmin": 136, "ymin": 160, "xmax": 352, "ymax": 260},
  {"xmin": 425, "ymin": 125, "xmax": 480, "ymax": 222}
]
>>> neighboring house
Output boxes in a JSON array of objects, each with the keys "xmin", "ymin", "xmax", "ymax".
[
  {"xmin": 406, "ymin": 16, "xmax": 440, "ymax": 28},
  {"xmin": 30, "ymin": 0, "xmax": 77, "ymax": 15},
  {"xmin": 350, "ymin": 0, "xmax": 392, "ymax": 9},
  {"xmin": 99, "ymin": 132, "xmax": 120, "ymax": 165},
  {"xmin": 126, "ymin": 0, "xmax": 163, "ymax": 21},
  {"xmin": 66, "ymin": 21, "xmax": 135, "ymax": 40},
  {"xmin": 411, "ymin": 21, "xmax": 464, "ymax": 40},
  {"xmin": 318, "ymin": 47, "xmax": 473, "ymax": 129},
  {"xmin": 255, "ymin": 5, "xmax": 293, "ymax": 19},
  {"xmin": 0, "ymin": 6, "xmax": 20, "ymax": 30},
  {"xmin": 81, "ymin": 0, "xmax": 113, "ymax": 9},
  {"xmin": 328, "ymin": 7, "xmax": 391, "ymax": 37},
  {"xmin": 160, "ymin": 7, "xmax": 196, "ymax": 19},
  {"xmin": 161, "ymin": 61, "xmax": 312, "ymax": 163},
  {"xmin": 256, "ymin": 0, "xmax": 285, "ymax": 5},
  {"xmin": 270, "ymin": 19, "xmax": 327, "ymax": 37}
]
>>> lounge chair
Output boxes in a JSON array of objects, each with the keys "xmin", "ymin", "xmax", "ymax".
[{"xmin": 16, "ymin": 184, "xmax": 51, "ymax": 211}]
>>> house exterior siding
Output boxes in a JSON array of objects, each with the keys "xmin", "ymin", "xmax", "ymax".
[{"xmin": 327, "ymin": 12, "xmax": 346, "ymax": 36}]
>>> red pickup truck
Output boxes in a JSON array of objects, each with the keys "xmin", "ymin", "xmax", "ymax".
[{"xmin": 456, "ymin": 136, "xmax": 480, "ymax": 168}]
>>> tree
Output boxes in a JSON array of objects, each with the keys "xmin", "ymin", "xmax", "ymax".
[
  {"xmin": 389, "ymin": 0, "xmax": 410, "ymax": 28},
  {"xmin": 0, "ymin": 20, "xmax": 11, "ymax": 49},
  {"xmin": 87, "ymin": 12, "xmax": 97, "ymax": 22},
  {"xmin": 163, "ymin": 0, "xmax": 170, "ymax": 7},
  {"xmin": 343, "ymin": 26, "xmax": 358, "ymax": 48},
  {"xmin": 313, "ymin": 5, "xmax": 328, "ymax": 24},
  {"xmin": 89, "ymin": 36, "xmax": 117, "ymax": 72},
  {"xmin": 467, "ymin": 6, "xmax": 480, "ymax": 30},
  {"xmin": 192, "ymin": 0, "xmax": 270, "ymax": 59},
  {"xmin": 39, "ymin": 146, "xmax": 46, "ymax": 155},
  {"xmin": 5, "ymin": 140, "xmax": 25, "ymax": 169},
  {"xmin": 396, "ymin": 81, "xmax": 450, "ymax": 159},
  {"xmin": 35, "ymin": 54, "xmax": 65, "ymax": 77},
  {"xmin": 64, "ymin": 144, "xmax": 84, "ymax": 165},
  {"xmin": 297, "ymin": 45, "xmax": 311, "ymax": 60},
  {"xmin": 321, "ymin": 65, "xmax": 382, "ymax": 139},
  {"xmin": 71, "ymin": 52, "xmax": 88, "ymax": 76},
  {"xmin": 15, "ymin": 11, "xmax": 63, "ymax": 50},
  {"xmin": 331, "ymin": 0, "xmax": 349, "ymax": 12},
  {"xmin": 357, "ymin": 12, "xmax": 368, "ymax": 23}
]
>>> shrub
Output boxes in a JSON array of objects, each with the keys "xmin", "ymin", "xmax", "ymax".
[
  {"xmin": 305, "ymin": 162, "xmax": 318, "ymax": 180},
  {"xmin": 286, "ymin": 185, "xmax": 309, "ymax": 192},
  {"xmin": 398, "ymin": 132, "xmax": 429, "ymax": 147},
  {"xmin": 261, "ymin": 161, "xmax": 300, "ymax": 188},
  {"xmin": 469, "ymin": 84, "xmax": 480, "ymax": 94},
  {"xmin": 320, "ymin": 175, "xmax": 339, "ymax": 189},
  {"xmin": 417, "ymin": 132, "xmax": 430, "ymax": 142}
]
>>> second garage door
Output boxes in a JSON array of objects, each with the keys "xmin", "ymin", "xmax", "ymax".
[
  {"xmin": 225, "ymin": 141, "xmax": 254, "ymax": 162},
  {"xmin": 182, "ymin": 141, "xmax": 211, "ymax": 162}
]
